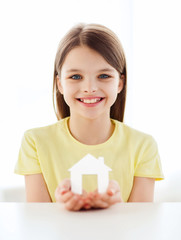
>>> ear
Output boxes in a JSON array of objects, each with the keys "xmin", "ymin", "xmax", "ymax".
[
  {"xmin": 117, "ymin": 74, "xmax": 125, "ymax": 93},
  {"xmin": 56, "ymin": 75, "xmax": 64, "ymax": 94}
]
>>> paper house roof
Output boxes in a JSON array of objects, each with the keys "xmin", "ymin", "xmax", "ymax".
[{"xmin": 68, "ymin": 154, "xmax": 112, "ymax": 174}]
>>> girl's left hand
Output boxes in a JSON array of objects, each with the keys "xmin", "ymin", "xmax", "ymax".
[{"xmin": 88, "ymin": 180, "xmax": 123, "ymax": 209}]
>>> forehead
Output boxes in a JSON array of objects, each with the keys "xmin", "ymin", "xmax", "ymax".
[{"xmin": 61, "ymin": 46, "xmax": 116, "ymax": 73}]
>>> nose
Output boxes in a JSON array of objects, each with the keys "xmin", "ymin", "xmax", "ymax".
[{"xmin": 82, "ymin": 78, "xmax": 98, "ymax": 93}]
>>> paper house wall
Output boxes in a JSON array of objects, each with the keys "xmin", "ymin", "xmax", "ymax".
[{"xmin": 68, "ymin": 154, "xmax": 112, "ymax": 194}]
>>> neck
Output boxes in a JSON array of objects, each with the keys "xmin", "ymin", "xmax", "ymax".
[{"xmin": 68, "ymin": 116, "xmax": 114, "ymax": 145}]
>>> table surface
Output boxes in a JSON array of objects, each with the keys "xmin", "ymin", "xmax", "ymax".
[{"xmin": 0, "ymin": 202, "xmax": 181, "ymax": 240}]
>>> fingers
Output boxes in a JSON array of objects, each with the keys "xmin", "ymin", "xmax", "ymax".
[
  {"xmin": 88, "ymin": 180, "xmax": 123, "ymax": 208},
  {"xmin": 88, "ymin": 192, "xmax": 109, "ymax": 208},
  {"xmin": 106, "ymin": 180, "xmax": 123, "ymax": 202},
  {"xmin": 106, "ymin": 180, "xmax": 123, "ymax": 204},
  {"xmin": 107, "ymin": 180, "xmax": 120, "ymax": 196},
  {"xmin": 109, "ymin": 191, "xmax": 122, "ymax": 204},
  {"xmin": 55, "ymin": 179, "xmax": 71, "ymax": 203},
  {"xmin": 64, "ymin": 190, "xmax": 92, "ymax": 211},
  {"xmin": 91, "ymin": 196, "xmax": 109, "ymax": 209},
  {"xmin": 58, "ymin": 178, "xmax": 71, "ymax": 194},
  {"xmin": 56, "ymin": 188, "xmax": 85, "ymax": 211},
  {"xmin": 55, "ymin": 179, "xmax": 90, "ymax": 211},
  {"xmin": 55, "ymin": 179, "xmax": 123, "ymax": 210},
  {"xmin": 65, "ymin": 195, "xmax": 84, "ymax": 211}
]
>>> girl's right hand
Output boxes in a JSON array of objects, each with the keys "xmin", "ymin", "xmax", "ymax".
[{"xmin": 55, "ymin": 179, "xmax": 91, "ymax": 211}]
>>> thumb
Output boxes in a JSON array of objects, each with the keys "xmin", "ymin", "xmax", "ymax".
[
  {"xmin": 59, "ymin": 179, "xmax": 71, "ymax": 194},
  {"xmin": 107, "ymin": 180, "xmax": 120, "ymax": 196}
]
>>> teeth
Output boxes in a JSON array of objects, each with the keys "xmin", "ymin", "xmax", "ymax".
[{"xmin": 80, "ymin": 98, "xmax": 102, "ymax": 103}]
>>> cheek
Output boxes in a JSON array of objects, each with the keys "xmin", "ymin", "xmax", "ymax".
[
  {"xmin": 59, "ymin": 81, "xmax": 69, "ymax": 95},
  {"xmin": 112, "ymin": 91, "xmax": 119, "ymax": 103},
  {"xmin": 61, "ymin": 85, "xmax": 76, "ymax": 105},
  {"xmin": 104, "ymin": 86, "xmax": 118, "ymax": 105},
  {"xmin": 108, "ymin": 84, "xmax": 120, "ymax": 95},
  {"xmin": 61, "ymin": 92, "xmax": 71, "ymax": 107}
]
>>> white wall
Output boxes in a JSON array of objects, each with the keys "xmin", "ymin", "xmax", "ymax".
[
  {"xmin": 0, "ymin": 0, "xmax": 133, "ymax": 188},
  {"xmin": 132, "ymin": 0, "xmax": 181, "ymax": 177},
  {"xmin": 1, "ymin": 0, "xmax": 180, "ymax": 199}
]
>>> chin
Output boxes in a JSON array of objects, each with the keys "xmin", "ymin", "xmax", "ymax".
[{"xmin": 79, "ymin": 111, "xmax": 109, "ymax": 121}]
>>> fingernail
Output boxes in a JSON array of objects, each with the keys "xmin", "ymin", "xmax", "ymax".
[
  {"xmin": 108, "ymin": 189, "xmax": 115, "ymax": 196},
  {"xmin": 60, "ymin": 188, "xmax": 67, "ymax": 194}
]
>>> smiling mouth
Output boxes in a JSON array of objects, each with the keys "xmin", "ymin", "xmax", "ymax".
[{"xmin": 77, "ymin": 98, "xmax": 104, "ymax": 104}]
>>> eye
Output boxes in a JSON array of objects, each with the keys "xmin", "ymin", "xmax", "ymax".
[
  {"xmin": 98, "ymin": 74, "xmax": 110, "ymax": 79},
  {"xmin": 70, "ymin": 74, "xmax": 82, "ymax": 80}
]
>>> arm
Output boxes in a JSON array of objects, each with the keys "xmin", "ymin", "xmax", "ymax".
[
  {"xmin": 25, "ymin": 173, "xmax": 52, "ymax": 202},
  {"xmin": 128, "ymin": 176, "xmax": 155, "ymax": 202}
]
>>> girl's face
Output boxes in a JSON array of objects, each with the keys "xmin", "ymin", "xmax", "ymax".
[{"xmin": 57, "ymin": 46, "xmax": 123, "ymax": 120}]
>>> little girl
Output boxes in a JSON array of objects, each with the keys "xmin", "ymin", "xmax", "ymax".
[{"xmin": 15, "ymin": 23, "xmax": 164, "ymax": 211}]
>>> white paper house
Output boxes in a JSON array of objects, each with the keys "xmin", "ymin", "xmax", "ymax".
[{"xmin": 68, "ymin": 154, "xmax": 112, "ymax": 194}]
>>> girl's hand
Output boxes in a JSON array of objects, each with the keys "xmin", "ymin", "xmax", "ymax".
[
  {"xmin": 88, "ymin": 180, "xmax": 123, "ymax": 209},
  {"xmin": 55, "ymin": 179, "xmax": 91, "ymax": 211}
]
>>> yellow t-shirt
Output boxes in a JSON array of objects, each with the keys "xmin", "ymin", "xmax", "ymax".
[{"xmin": 15, "ymin": 117, "xmax": 164, "ymax": 202}]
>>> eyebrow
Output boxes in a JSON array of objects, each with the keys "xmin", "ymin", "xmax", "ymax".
[
  {"xmin": 65, "ymin": 68, "xmax": 115, "ymax": 73},
  {"xmin": 98, "ymin": 68, "xmax": 115, "ymax": 73},
  {"xmin": 65, "ymin": 69, "xmax": 82, "ymax": 73}
]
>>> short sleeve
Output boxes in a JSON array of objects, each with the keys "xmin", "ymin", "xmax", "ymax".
[
  {"xmin": 134, "ymin": 136, "xmax": 164, "ymax": 180},
  {"xmin": 14, "ymin": 131, "xmax": 42, "ymax": 175}
]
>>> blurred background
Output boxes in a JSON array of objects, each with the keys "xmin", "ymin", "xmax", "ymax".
[{"xmin": 0, "ymin": 0, "xmax": 180, "ymax": 201}]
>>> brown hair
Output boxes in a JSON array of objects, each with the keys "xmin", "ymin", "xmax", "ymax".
[{"xmin": 53, "ymin": 23, "xmax": 127, "ymax": 122}]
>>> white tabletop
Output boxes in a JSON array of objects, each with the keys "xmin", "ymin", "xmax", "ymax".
[{"xmin": 0, "ymin": 202, "xmax": 181, "ymax": 240}]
